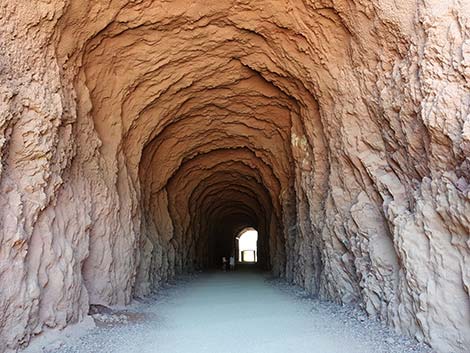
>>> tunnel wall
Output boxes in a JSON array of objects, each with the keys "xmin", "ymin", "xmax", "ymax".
[{"xmin": 0, "ymin": 1, "xmax": 469, "ymax": 353}]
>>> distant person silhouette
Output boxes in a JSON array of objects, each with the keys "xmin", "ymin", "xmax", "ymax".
[{"xmin": 222, "ymin": 257, "xmax": 228, "ymax": 272}]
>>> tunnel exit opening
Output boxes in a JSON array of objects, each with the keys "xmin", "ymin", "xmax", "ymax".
[{"xmin": 236, "ymin": 228, "xmax": 258, "ymax": 263}]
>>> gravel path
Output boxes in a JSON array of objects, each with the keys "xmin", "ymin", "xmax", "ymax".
[{"xmin": 36, "ymin": 270, "xmax": 434, "ymax": 353}]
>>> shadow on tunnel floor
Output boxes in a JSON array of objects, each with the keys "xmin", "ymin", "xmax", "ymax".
[{"xmin": 206, "ymin": 262, "xmax": 267, "ymax": 274}]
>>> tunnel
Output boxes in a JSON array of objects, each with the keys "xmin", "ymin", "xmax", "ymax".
[
  {"xmin": 1, "ymin": 1, "xmax": 469, "ymax": 353},
  {"xmin": 134, "ymin": 68, "xmax": 296, "ymax": 279}
]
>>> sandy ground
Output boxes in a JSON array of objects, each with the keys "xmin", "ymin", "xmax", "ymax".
[{"xmin": 31, "ymin": 269, "xmax": 434, "ymax": 353}]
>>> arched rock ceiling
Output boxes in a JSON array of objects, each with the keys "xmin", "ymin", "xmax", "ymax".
[{"xmin": 1, "ymin": 1, "xmax": 469, "ymax": 353}]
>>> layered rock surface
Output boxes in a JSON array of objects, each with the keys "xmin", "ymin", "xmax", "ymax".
[{"xmin": 0, "ymin": 1, "xmax": 469, "ymax": 352}]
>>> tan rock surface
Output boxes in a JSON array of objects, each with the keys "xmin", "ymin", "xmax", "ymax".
[{"xmin": 0, "ymin": 1, "xmax": 469, "ymax": 352}]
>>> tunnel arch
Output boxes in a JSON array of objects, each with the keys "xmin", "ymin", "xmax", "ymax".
[
  {"xmin": 2, "ymin": 2, "xmax": 469, "ymax": 353},
  {"xmin": 236, "ymin": 227, "xmax": 259, "ymax": 263}
]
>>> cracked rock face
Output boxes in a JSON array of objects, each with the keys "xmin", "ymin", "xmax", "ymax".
[{"xmin": 0, "ymin": 1, "xmax": 469, "ymax": 352}]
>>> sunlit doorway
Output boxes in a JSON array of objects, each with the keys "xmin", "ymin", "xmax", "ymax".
[{"xmin": 236, "ymin": 228, "xmax": 258, "ymax": 263}]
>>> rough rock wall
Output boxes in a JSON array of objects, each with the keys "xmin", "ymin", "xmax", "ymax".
[{"xmin": 0, "ymin": 1, "xmax": 469, "ymax": 353}]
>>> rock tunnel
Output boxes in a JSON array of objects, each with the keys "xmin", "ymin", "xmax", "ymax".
[{"xmin": 1, "ymin": 1, "xmax": 469, "ymax": 353}]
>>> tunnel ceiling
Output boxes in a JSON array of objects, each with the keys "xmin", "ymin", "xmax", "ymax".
[
  {"xmin": 70, "ymin": 4, "xmax": 325, "ymax": 282},
  {"xmin": 1, "ymin": 1, "xmax": 470, "ymax": 353}
]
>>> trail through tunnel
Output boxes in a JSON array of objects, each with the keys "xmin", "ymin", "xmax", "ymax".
[{"xmin": 1, "ymin": 2, "xmax": 470, "ymax": 353}]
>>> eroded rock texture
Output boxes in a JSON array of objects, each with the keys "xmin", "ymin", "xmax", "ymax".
[{"xmin": 0, "ymin": 1, "xmax": 469, "ymax": 352}]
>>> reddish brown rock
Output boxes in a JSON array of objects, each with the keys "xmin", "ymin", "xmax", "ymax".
[{"xmin": 0, "ymin": 1, "xmax": 469, "ymax": 352}]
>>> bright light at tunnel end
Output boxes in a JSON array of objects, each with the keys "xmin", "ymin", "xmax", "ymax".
[{"xmin": 238, "ymin": 229, "xmax": 258, "ymax": 263}]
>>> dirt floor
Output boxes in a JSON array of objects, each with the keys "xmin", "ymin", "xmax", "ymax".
[{"xmin": 29, "ymin": 269, "xmax": 434, "ymax": 353}]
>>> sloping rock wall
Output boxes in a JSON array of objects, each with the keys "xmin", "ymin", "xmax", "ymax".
[{"xmin": 0, "ymin": 1, "xmax": 469, "ymax": 352}]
